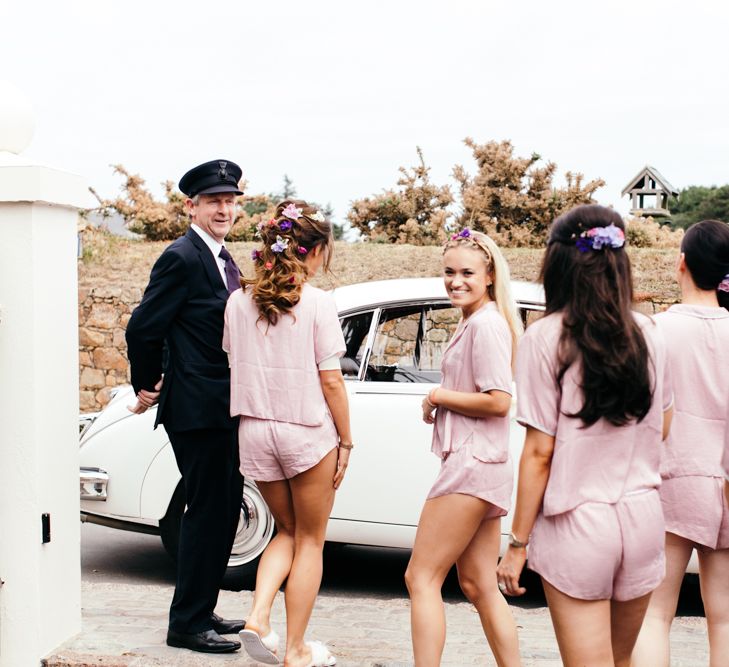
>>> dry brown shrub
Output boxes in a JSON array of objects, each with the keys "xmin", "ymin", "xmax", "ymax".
[
  {"xmin": 90, "ymin": 165, "xmax": 276, "ymax": 242},
  {"xmin": 347, "ymin": 148, "xmax": 453, "ymax": 245},
  {"xmin": 625, "ymin": 216, "xmax": 683, "ymax": 249},
  {"xmin": 453, "ymin": 139, "xmax": 605, "ymax": 247}
]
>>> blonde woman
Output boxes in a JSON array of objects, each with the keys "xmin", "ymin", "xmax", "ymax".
[
  {"xmin": 405, "ymin": 229, "xmax": 523, "ymax": 667},
  {"xmin": 223, "ymin": 200, "xmax": 351, "ymax": 667}
]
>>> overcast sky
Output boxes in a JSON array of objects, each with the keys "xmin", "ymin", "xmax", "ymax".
[{"xmin": 3, "ymin": 0, "xmax": 728, "ymax": 225}]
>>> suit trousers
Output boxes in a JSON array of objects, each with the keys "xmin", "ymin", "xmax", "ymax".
[{"xmin": 167, "ymin": 427, "xmax": 243, "ymax": 633}]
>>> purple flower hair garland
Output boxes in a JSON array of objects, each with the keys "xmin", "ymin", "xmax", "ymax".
[{"xmin": 576, "ymin": 223, "xmax": 625, "ymax": 253}]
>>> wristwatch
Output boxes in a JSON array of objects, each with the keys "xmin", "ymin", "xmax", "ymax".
[{"xmin": 508, "ymin": 532, "xmax": 528, "ymax": 549}]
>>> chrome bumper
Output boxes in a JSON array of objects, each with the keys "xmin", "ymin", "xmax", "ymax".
[{"xmin": 80, "ymin": 467, "xmax": 109, "ymax": 500}]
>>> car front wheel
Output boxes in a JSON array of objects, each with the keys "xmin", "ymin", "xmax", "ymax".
[{"xmin": 159, "ymin": 480, "xmax": 275, "ymax": 578}]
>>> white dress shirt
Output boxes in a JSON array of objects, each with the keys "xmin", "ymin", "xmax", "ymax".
[{"xmin": 191, "ymin": 224, "xmax": 227, "ymax": 287}]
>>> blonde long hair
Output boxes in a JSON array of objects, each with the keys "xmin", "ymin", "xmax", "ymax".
[{"xmin": 443, "ymin": 230, "xmax": 523, "ymax": 365}]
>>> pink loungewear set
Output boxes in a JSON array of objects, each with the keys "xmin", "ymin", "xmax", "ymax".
[
  {"xmin": 516, "ymin": 312, "xmax": 673, "ymax": 601},
  {"xmin": 655, "ymin": 304, "xmax": 729, "ymax": 550},
  {"xmin": 427, "ymin": 301, "xmax": 514, "ymax": 517},
  {"xmin": 223, "ymin": 284, "xmax": 346, "ymax": 482},
  {"xmin": 724, "ymin": 401, "xmax": 729, "ymax": 482}
]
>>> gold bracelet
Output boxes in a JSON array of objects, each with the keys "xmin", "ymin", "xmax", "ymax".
[
  {"xmin": 338, "ymin": 442, "xmax": 354, "ymax": 450},
  {"xmin": 508, "ymin": 532, "xmax": 528, "ymax": 548}
]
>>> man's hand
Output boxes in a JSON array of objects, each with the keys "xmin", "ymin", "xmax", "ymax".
[{"xmin": 127, "ymin": 378, "xmax": 163, "ymax": 414}]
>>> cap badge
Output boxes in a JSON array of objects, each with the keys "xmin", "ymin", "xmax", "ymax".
[{"xmin": 218, "ymin": 161, "xmax": 228, "ymax": 179}]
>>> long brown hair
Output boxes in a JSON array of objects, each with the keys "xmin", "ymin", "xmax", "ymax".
[
  {"xmin": 541, "ymin": 204, "xmax": 652, "ymax": 427},
  {"xmin": 245, "ymin": 199, "xmax": 333, "ymax": 326}
]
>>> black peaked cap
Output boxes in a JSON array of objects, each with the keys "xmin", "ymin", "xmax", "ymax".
[{"xmin": 179, "ymin": 159, "xmax": 244, "ymax": 197}]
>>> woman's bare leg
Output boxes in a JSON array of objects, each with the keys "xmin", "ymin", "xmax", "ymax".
[
  {"xmin": 609, "ymin": 593, "xmax": 651, "ymax": 667},
  {"xmin": 244, "ymin": 479, "xmax": 296, "ymax": 640},
  {"xmin": 698, "ymin": 546, "xmax": 729, "ymax": 667},
  {"xmin": 281, "ymin": 448, "xmax": 337, "ymax": 667},
  {"xmin": 542, "ymin": 579, "xmax": 613, "ymax": 667},
  {"xmin": 456, "ymin": 517, "xmax": 521, "ymax": 666},
  {"xmin": 405, "ymin": 494, "xmax": 494, "ymax": 667},
  {"xmin": 631, "ymin": 532, "xmax": 693, "ymax": 667}
]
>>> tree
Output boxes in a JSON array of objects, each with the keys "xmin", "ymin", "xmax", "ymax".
[
  {"xmin": 279, "ymin": 174, "xmax": 297, "ymax": 200},
  {"xmin": 667, "ymin": 185, "xmax": 729, "ymax": 229},
  {"xmin": 347, "ymin": 147, "xmax": 453, "ymax": 244},
  {"xmin": 453, "ymin": 139, "xmax": 605, "ymax": 246},
  {"xmin": 90, "ymin": 165, "xmax": 190, "ymax": 241},
  {"xmin": 90, "ymin": 167, "xmax": 337, "ymax": 242}
]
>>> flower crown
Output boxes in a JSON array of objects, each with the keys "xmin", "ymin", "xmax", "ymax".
[
  {"xmin": 450, "ymin": 228, "xmax": 472, "ymax": 241},
  {"xmin": 718, "ymin": 274, "xmax": 729, "ymax": 293},
  {"xmin": 574, "ymin": 223, "xmax": 625, "ymax": 252},
  {"xmin": 251, "ymin": 204, "xmax": 325, "ymax": 267}
]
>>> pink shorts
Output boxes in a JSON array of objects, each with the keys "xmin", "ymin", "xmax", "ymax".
[
  {"xmin": 427, "ymin": 448, "xmax": 512, "ymax": 518},
  {"xmin": 528, "ymin": 489, "xmax": 665, "ymax": 601},
  {"xmin": 238, "ymin": 413, "xmax": 338, "ymax": 482},
  {"xmin": 661, "ymin": 475, "xmax": 729, "ymax": 550}
]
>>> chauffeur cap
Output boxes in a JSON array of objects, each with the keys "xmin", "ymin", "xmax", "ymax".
[{"xmin": 178, "ymin": 159, "xmax": 244, "ymax": 198}]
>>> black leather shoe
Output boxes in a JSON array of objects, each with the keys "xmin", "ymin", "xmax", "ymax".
[
  {"xmin": 211, "ymin": 612, "xmax": 246, "ymax": 634},
  {"xmin": 166, "ymin": 628, "xmax": 241, "ymax": 653}
]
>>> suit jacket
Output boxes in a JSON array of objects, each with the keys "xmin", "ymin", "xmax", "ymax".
[{"xmin": 126, "ymin": 228, "xmax": 238, "ymax": 432}]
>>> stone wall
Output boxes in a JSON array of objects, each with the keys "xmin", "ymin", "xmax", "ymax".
[{"xmin": 78, "ymin": 286, "xmax": 141, "ymax": 411}]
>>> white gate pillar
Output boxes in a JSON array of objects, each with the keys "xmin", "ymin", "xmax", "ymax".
[{"xmin": 0, "ymin": 81, "xmax": 89, "ymax": 666}]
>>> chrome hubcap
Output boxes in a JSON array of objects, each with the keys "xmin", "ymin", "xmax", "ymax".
[{"xmin": 228, "ymin": 483, "xmax": 274, "ymax": 567}]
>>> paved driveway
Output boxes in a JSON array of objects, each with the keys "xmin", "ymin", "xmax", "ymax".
[{"xmin": 45, "ymin": 523, "xmax": 709, "ymax": 666}]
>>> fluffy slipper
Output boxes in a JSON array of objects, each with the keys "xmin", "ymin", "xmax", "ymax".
[
  {"xmin": 306, "ymin": 640, "xmax": 336, "ymax": 667},
  {"xmin": 239, "ymin": 628, "xmax": 280, "ymax": 665}
]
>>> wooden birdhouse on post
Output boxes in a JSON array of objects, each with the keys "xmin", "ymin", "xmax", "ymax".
[{"xmin": 622, "ymin": 165, "xmax": 679, "ymax": 218}]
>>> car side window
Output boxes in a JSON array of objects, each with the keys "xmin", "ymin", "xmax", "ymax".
[
  {"xmin": 366, "ymin": 304, "xmax": 458, "ymax": 383},
  {"xmin": 520, "ymin": 307, "xmax": 544, "ymax": 329},
  {"xmin": 420, "ymin": 305, "xmax": 461, "ymax": 372},
  {"xmin": 339, "ymin": 311, "xmax": 374, "ymax": 378}
]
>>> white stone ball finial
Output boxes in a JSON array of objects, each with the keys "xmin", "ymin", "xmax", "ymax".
[{"xmin": 0, "ymin": 81, "xmax": 36, "ymax": 155}]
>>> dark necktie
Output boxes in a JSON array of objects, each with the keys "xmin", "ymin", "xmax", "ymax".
[{"xmin": 218, "ymin": 246, "xmax": 240, "ymax": 294}]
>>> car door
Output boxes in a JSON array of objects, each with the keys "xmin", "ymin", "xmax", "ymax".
[{"xmin": 331, "ymin": 301, "xmax": 461, "ymax": 527}]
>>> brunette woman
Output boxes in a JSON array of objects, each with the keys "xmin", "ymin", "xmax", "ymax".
[
  {"xmin": 223, "ymin": 201, "xmax": 351, "ymax": 667},
  {"xmin": 496, "ymin": 205, "xmax": 673, "ymax": 667},
  {"xmin": 633, "ymin": 219, "xmax": 729, "ymax": 667},
  {"xmin": 406, "ymin": 229, "xmax": 523, "ymax": 667},
  {"xmin": 724, "ymin": 403, "xmax": 729, "ymax": 506}
]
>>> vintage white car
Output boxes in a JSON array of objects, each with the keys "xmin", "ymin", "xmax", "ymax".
[{"xmin": 79, "ymin": 277, "xmax": 696, "ymax": 578}]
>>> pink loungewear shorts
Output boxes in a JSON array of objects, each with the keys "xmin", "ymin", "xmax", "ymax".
[
  {"xmin": 661, "ymin": 475, "xmax": 729, "ymax": 550},
  {"xmin": 527, "ymin": 489, "xmax": 665, "ymax": 601},
  {"xmin": 238, "ymin": 413, "xmax": 338, "ymax": 482}
]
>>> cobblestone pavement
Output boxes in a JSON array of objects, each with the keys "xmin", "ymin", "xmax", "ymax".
[{"xmin": 45, "ymin": 580, "xmax": 709, "ymax": 667}]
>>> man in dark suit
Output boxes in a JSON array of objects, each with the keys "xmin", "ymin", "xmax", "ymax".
[{"xmin": 126, "ymin": 160, "xmax": 245, "ymax": 654}]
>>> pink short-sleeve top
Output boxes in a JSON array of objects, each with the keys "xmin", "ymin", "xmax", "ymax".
[
  {"xmin": 723, "ymin": 400, "xmax": 729, "ymax": 481},
  {"xmin": 655, "ymin": 304, "xmax": 729, "ymax": 479},
  {"xmin": 223, "ymin": 283, "xmax": 346, "ymax": 426},
  {"xmin": 431, "ymin": 302, "xmax": 513, "ymax": 463},
  {"xmin": 516, "ymin": 311, "xmax": 673, "ymax": 517}
]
